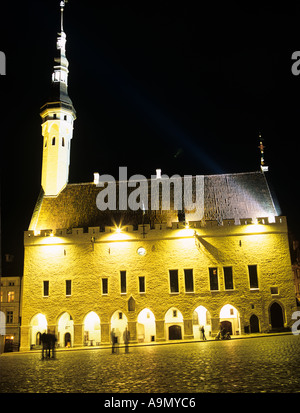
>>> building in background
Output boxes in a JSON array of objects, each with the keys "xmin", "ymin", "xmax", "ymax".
[{"xmin": 0, "ymin": 276, "xmax": 21, "ymax": 352}]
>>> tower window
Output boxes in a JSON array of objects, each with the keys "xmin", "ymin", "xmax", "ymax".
[
  {"xmin": 184, "ymin": 269, "xmax": 194, "ymax": 292},
  {"xmin": 64, "ymin": 115, "xmax": 67, "ymax": 120},
  {"xmin": 102, "ymin": 278, "xmax": 108, "ymax": 295},
  {"xmin": 209, "ymin": 267, "xmax": 218, "ymax": 291},
  {"xmin": 52, "ymin": 137, "xmax": 56, "ymax": 145},
  {"xmin": 62, "ymin": 137, "xmax": 65, "ymax": 147},
  {"xmin": 120, "ymin": 271, "xmax": 126, "ymax": 294},
  {"xmin": 66, "ymin": 280, "xmax": 72, "ymax": 296},
  {"xmin": 53, "ymin": 114, "xmax": 57, "ymax": 119},
  {"xmin": 224, "ymin": 266, "xmax": 234, "ymax": 290},
  {"xmin": 139, "ymin": 276, "xmax": 145, "ymax": 293},
  {"xmin": 44, "ymin": 138, "xmax": 47, "ymax": 148},
  {"xmin": 248, "ymin": 265, "xmax": 259, "ymax": 289},
  {"xmin": 169, "ymin": 270, "xmax": 179, "ymax": 293},
  {"xmin": 43, "ymin": 281, "xmax": 49, "ymax": 297}
]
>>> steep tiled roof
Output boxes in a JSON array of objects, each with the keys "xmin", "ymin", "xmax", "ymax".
[{"xmin": 29, "ymin": 171, "xmax": 278, "ymax": 231}]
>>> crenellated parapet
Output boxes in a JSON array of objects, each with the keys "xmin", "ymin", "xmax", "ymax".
[{"xmin": 24, "ymin": 215, "xmax": 287, "ymax": 245}]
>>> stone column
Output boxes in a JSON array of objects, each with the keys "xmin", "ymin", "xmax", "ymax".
[
  {"xmin": 101, "ymin": 322, "xmax": 110, "ymax": 345},
  {"xmin": 183, "ymin": 318, "xmax": 194, "ymax": 340},
  {"xmin": 155, "ymin": 320, "xmax": 166, "ymax": 342},
  {"xmin": 210, "ymin": 317, "xmax": 220, "ymax": 337},
  {"xmin": 127, "ymin": 321, "xmax": 137, "ymax": 343},
  {"xmin": 73, "ymin": 324, "xmax": 83, "ymax": 347},
  {"xmin": 20, "ymin": 325, "xmax": 30, "ymax": 352}
]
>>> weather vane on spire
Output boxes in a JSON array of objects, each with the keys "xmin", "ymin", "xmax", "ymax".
[
  {"xmin": 258, "ymin": 133, "xmax": 268, "ymax": 172},
  {"xmin": 60, "ymin": 1, "xmax": 68, "ymax": 33}
]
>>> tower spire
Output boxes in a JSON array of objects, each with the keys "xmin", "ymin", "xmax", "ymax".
[{"xmin": 39, "ymin": 0, "xmax": 76, "ymax": 196}]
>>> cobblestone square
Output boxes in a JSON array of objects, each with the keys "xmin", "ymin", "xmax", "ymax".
[{"xmin": 1, "ymin": 334, "xmax": 300, "ymax": 393}]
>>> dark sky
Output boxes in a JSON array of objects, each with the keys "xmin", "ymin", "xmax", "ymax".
[{"xmin": 1, "ymin": 2, "xmax": 300, "ymax": 275}]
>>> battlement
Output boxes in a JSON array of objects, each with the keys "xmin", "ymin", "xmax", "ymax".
[{"xmin": 24, "ymin": 216, "xmax": 287, "ymax": 244}]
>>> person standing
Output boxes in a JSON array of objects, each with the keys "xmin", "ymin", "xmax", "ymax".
[
  {"xmin": 201, "ymin": 326, "xmax": 207, "ymax": 341},
  {"xmin": 123, "ymin": 327, "xmax": 130, "ymax": 353},
  {"xmin": 111, "ymin": 328, "xmax": 116, "ymax": 354}
]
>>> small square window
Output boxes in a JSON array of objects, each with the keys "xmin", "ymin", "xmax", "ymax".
[{"xmin": 270, "ymin": 286, "xmax": 279, "ymax": 295}]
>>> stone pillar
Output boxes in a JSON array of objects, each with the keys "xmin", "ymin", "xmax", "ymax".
[
  {"xmin": 183, "ymin": 318, "xmax": 194, "ymax": 340},
  {"xmin": 20, "ymin": 325, "xmax": 30, "ymax": 352},
  {"xmin": 155, "ymin": 320, "xmax": 166, "ymax": 342},
  {"xmin": 127, "ymin": 321, "xmax": 137, "ymax": 343},
  {"xmin": 101, "ymin": 322, "xmax": 110, "ymax": 345},
  {"xmin": 73, "ymin": 324, "xmax": 83, "ymax": 347},
  {"xmin": 210, "ymin": 317, "xmax": 220, "ymax": 337}
]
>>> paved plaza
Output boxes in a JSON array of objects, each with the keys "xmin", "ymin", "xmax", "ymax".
[{"xmin": 1, "ymin": 334, "xmax": 300, "ymax": 393}]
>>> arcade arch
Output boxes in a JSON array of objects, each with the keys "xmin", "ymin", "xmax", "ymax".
[
  {"xmin": 57, "ymin": 312, "xmax": 74, "ymax": 347},
  {"xmin": 83, "ymin": 311, "xmax": 101, "ymax": 346},
  {"xmin": 30, "ymin": 313, "xmax": 47, "ymax": 347},
  {"xmin": 193, "ymin": 306, "xmax": 211, "ymax": 339},
  {"xmin": 137, "ymin": 308, "xmax": 156, "ymax": 343},
  {"xmin": 110, "ymin": 310, "xmax": 128, "ymax": 344},
  {"xmin": 165, "ymin": 307, "xmax": 183, "ymax": 340},
  {"xmin": 220, "ymin": 304, "xmax": 240, "ymax": 335}
]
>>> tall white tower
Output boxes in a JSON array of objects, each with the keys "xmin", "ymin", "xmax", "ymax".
[{"xmin": 40, "ymin": 1, "xmax": 76, "ymax": 196}]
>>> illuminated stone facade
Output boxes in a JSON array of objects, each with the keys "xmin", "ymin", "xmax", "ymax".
[{"xmin": 20, "ymin": 209, "xmax": 296, "ymax": 350}]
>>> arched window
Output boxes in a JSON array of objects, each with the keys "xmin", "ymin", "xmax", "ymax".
[
  {"xmin": 52, "ymin": 137, "xmax": 56, "ymax": 146},
  {"xmin": 62, "ymin": 137, "xmax": 65, "ymax": 147},
  {"xmin": 44, "ymin": 138, "xmax": 47, "ymax": 148}
]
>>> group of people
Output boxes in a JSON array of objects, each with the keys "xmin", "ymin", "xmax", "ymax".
[
  {"xmin": 41, "ymin": 332, "xmax": 57, "ymax": 359},
  {"xmin": 111, "ymin": 327, "xmax": 130, "ymax": 354}
]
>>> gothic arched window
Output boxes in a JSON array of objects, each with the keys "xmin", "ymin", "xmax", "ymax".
[{"xmin": 52, "ymin": 137, "xmax": 56, "ymax": 145}]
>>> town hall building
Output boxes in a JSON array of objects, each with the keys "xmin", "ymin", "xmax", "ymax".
[{"xmin": 20, "ymin": 2, "xmax": 296, "ymax": 350}]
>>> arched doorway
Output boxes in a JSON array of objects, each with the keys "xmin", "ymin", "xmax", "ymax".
[
  {"xmin": 137, "ymin": 309, "xmax": 156, "ymax": 343},
  {"xmin": 169, "ymin": 325, "xmax": 182, "ymax": 340},
  {"xmin": 220, "ymin": 320, "xmax": 232, "ymax": 335},
  {"xmin": 220, "ymin": 304, "xmax": 240, "ymax": 335},
  {"xmin": 57, "ymin": 312, "xmax": 74, "ymax": 348},
  {"xmin": 110, "ymin": 311, "xmax": 128, "ymax": 344},
  {"xmin": 193, "ymin": 306, "xmax": 211, "ymax": 339},
  {"xmin": 64, "ymin": 332, "xmax": 71, "ymax": 347},
  {"xmin": 84, "ymin": 312, "xmax": 101, "ymax": 346},
  {"xmin": 165, "ymin": 307, "xmax": 183, "ymax": 340},
  {"xmin": 250, "ymin": 314, "xmax": 260, "ymax": 333},
  {"xmin": 270, "ymin": 302, "xmax": 284, "ymax": 329},
  {"xmin": 30, "ymin": 314, "xmax": 47, "ymax": 348}
]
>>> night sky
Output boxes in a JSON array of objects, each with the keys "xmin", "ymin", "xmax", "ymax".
[{"xmin": 1, "ymin": 2, "xmax": 300, "ymax": 275}]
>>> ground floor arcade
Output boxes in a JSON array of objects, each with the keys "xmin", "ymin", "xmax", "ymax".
[{"xmin": 21, "ymin": 300, "xmax": 289, "ymax": 351}]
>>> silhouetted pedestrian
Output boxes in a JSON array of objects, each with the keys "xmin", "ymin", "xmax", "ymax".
[
  {"xmin": 201, "ymin": 326, "xmax": 207, "ymax": 341},
  {"xmin": 123, "ymin": 327, "xmax": 130, "ymax": 353},
  {"xmin": 41, "ymin": 332, "xmax": 47, "ymax": 360},
  {"xmin": 111, "ymin": 329, "xmax": 116, "ymax": 354}
]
